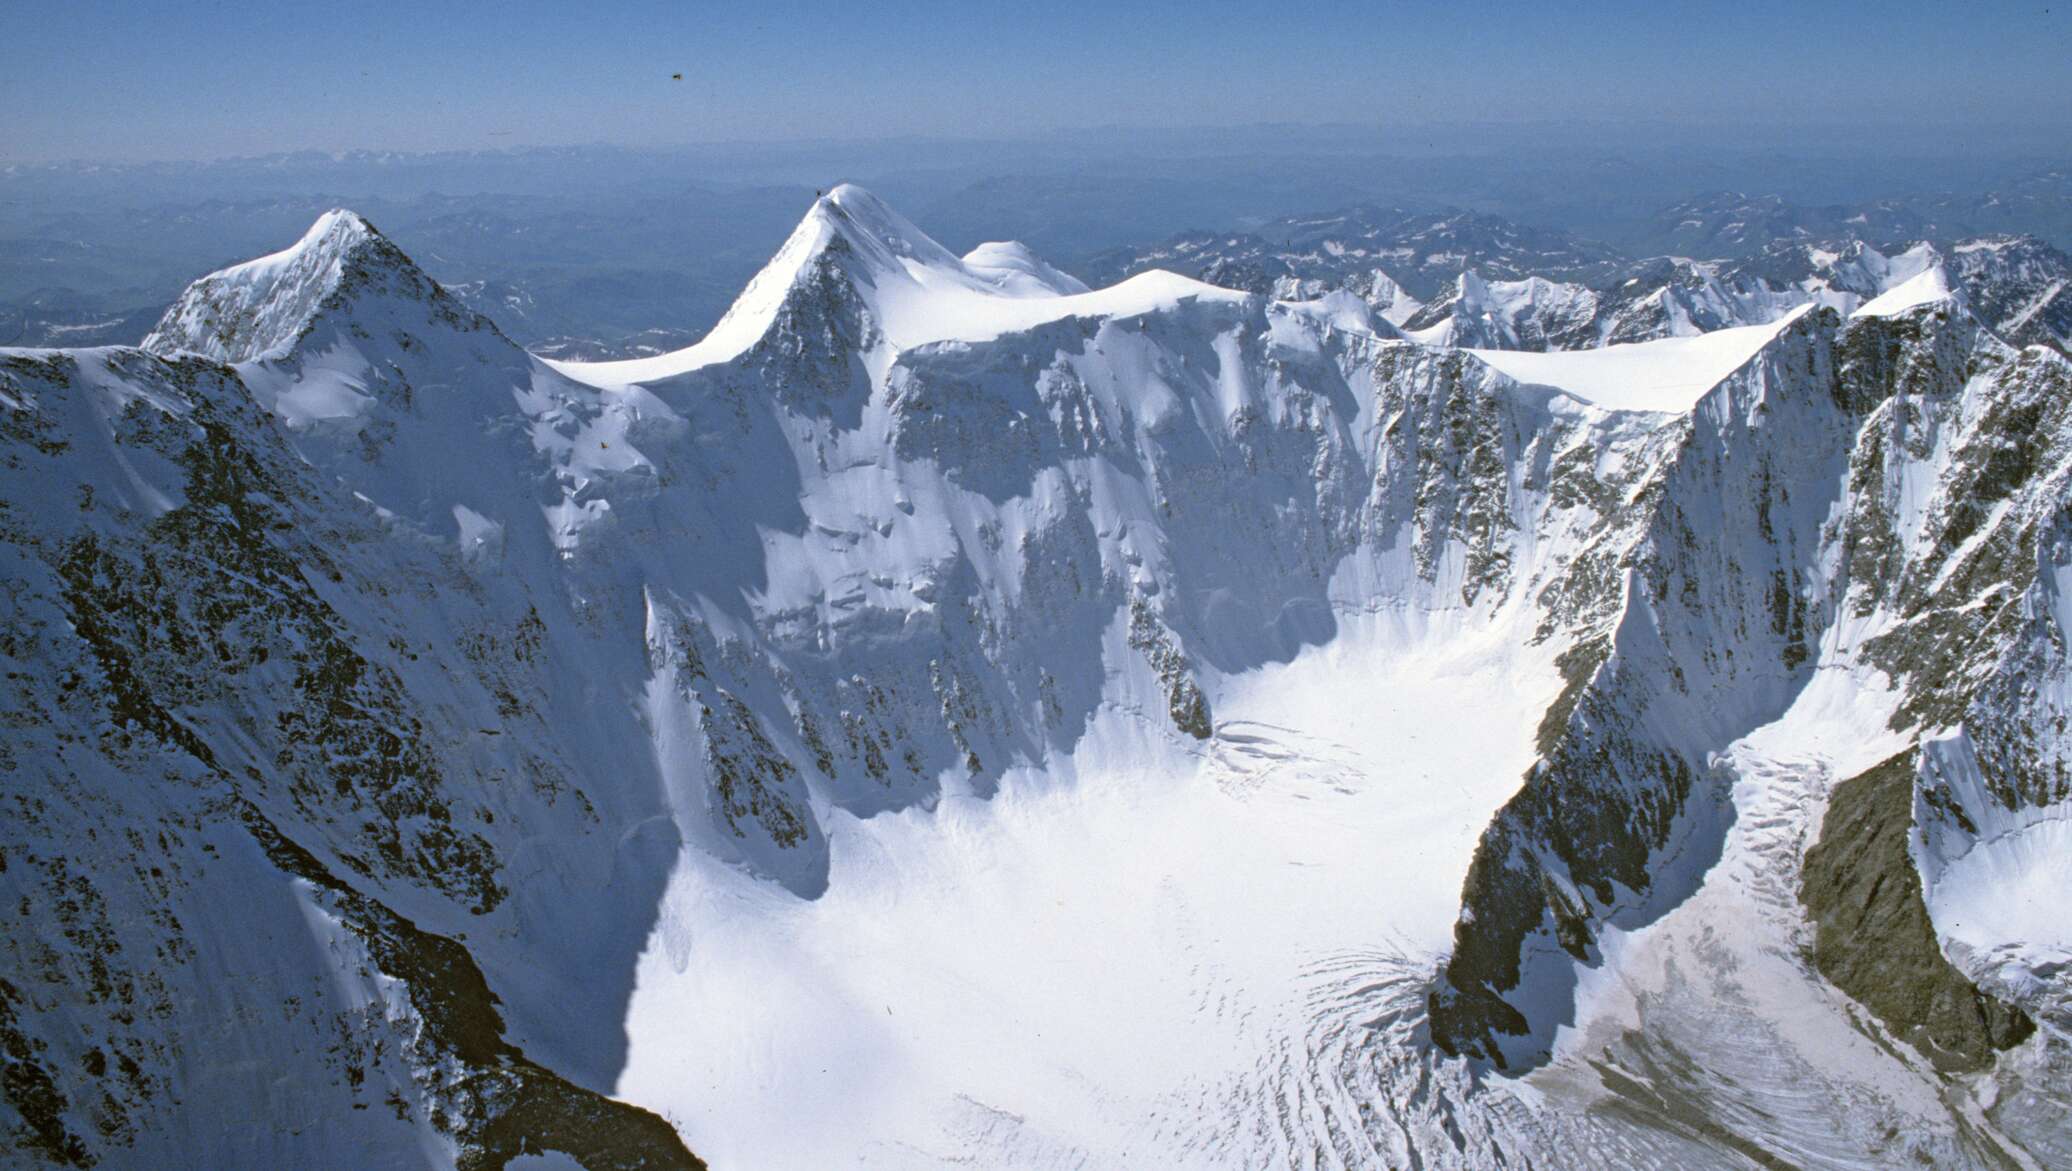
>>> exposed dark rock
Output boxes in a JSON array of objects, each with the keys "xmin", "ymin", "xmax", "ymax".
[
  {"xmin": 1800, "ymin": 753, "xmax": 2033, "ymax": 1073},
  {"xmin": 240, "ymin": 806, "xmax": 704, "ymax": 1171},
  {"xmin": 1128, "ymin": 597, "xmax": 1212, "ymax": 740}
]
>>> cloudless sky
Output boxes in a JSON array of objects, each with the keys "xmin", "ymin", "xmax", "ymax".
[{"xmin": 4, "ymin": 0, "xmax": 2069, "ymax": 162}]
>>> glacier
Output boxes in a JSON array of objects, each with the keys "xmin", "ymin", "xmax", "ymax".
[{"xmin": 0, "ymin": 184, "xmax": 2068, "ymax": 1168}]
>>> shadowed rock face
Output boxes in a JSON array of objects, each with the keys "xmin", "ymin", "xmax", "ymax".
[{"xmin": 1801, "ymin": 752, "xmax": 2033, "ymax": 1073}]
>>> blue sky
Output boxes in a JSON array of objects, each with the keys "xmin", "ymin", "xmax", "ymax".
[{"xmin": 5, "ymin": 0, "xmax": 2069, "ymax": 161}]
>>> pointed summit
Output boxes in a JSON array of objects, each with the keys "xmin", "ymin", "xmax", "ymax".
[
  {"xmin": 141, "ymin": 209, "xmax": 474, "ymax": 363},
  {"xmin": 553, "ymin": 184, "xmax": 1174, "ymax": 387},
  {"xmin": 693, "ymin": 182, "xmax": 1027, "ymax": 355},
  {"xmin": 653, "ymin": 182, "xmax": 966, "ymax": 365},
  {"xmin": 811, "ymin": 182, "xmax": 971, "ymax": 276}
]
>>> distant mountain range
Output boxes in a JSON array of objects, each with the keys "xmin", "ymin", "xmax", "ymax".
[
  {"xmin": 3, "ymin": 142, "xmax": 2068, "ymax": 359},
  {"xmin": 1090, "ymin": 196, "xmax": 2072, "ymax": 355},
  {"xmin": 1638, "ymin": 173, "xmax": 2072, "ymax": 257}
]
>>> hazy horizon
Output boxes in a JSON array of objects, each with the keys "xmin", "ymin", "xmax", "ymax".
[
  {"xmin": 8, "ymin": 0, "xmax": 2070, "ymax": 164},
  {"xmin": 6, "ymin": 115, "xmax": 2072, "ymax": 169}
]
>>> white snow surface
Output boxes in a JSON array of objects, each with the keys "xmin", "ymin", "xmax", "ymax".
[
  {"xmin": 1468, "ymin": 305, "xmax": 1811, "ymax": 412},
  {"xmin": 960, "ymin": 240, "xmax": 1093, "ymax": 297},
  {"xmin": 619, "ymin": 610, "xmax": 1561, "ymax": 1167},
  {"xmin": 1854, "ymin": 264, "xmax": 1957, "ymax": 318},
  {"xmin": 1930, "ymin": 818, "xmax": 2072, "ymax": 965},
  {"xmin": 552, "ymin": 185, "xmax": 1246, "ymax": 389}
]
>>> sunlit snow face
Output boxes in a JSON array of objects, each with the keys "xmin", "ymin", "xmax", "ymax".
[{"xmin": 616, "ymin": 610, "xmax": 1565, "ymax": 1168}]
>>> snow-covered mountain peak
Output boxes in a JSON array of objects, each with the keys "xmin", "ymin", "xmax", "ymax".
[
  {"xmin": 287, "ymin": 206, "xmax": 378, "ymax": 255},
  {"xmin": 552, "ymin": 184, "xmax": 1249, "ymax": 388},
  {"xmin": 814, "ymin": 181, "xmax": 969, "ymax": 274},
  {"xmin": 139, "ymin": 208, "xmax": 443, "ymax": 362},
  {"xmin": 543, "ymin": 185, "xmax": 913, "ymax": 382}
]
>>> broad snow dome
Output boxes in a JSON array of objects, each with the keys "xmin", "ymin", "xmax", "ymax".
[{"xmin": 959, "ymin": 240, "xmax": 1093, "ymax": 297}]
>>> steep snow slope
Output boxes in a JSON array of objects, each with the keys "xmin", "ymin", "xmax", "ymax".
[
  {"xmin": 5, "ymin": 188, "xmax": 2071, "ymax": 1169},
  {"xmin": 1855, "ymin": 264, "xmax": 1958, "ymax": 318}
]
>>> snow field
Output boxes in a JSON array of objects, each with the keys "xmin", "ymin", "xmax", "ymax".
[{"xmin": 615, "ymin": 607, "xmax": 1561, "ymax": 1167}]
